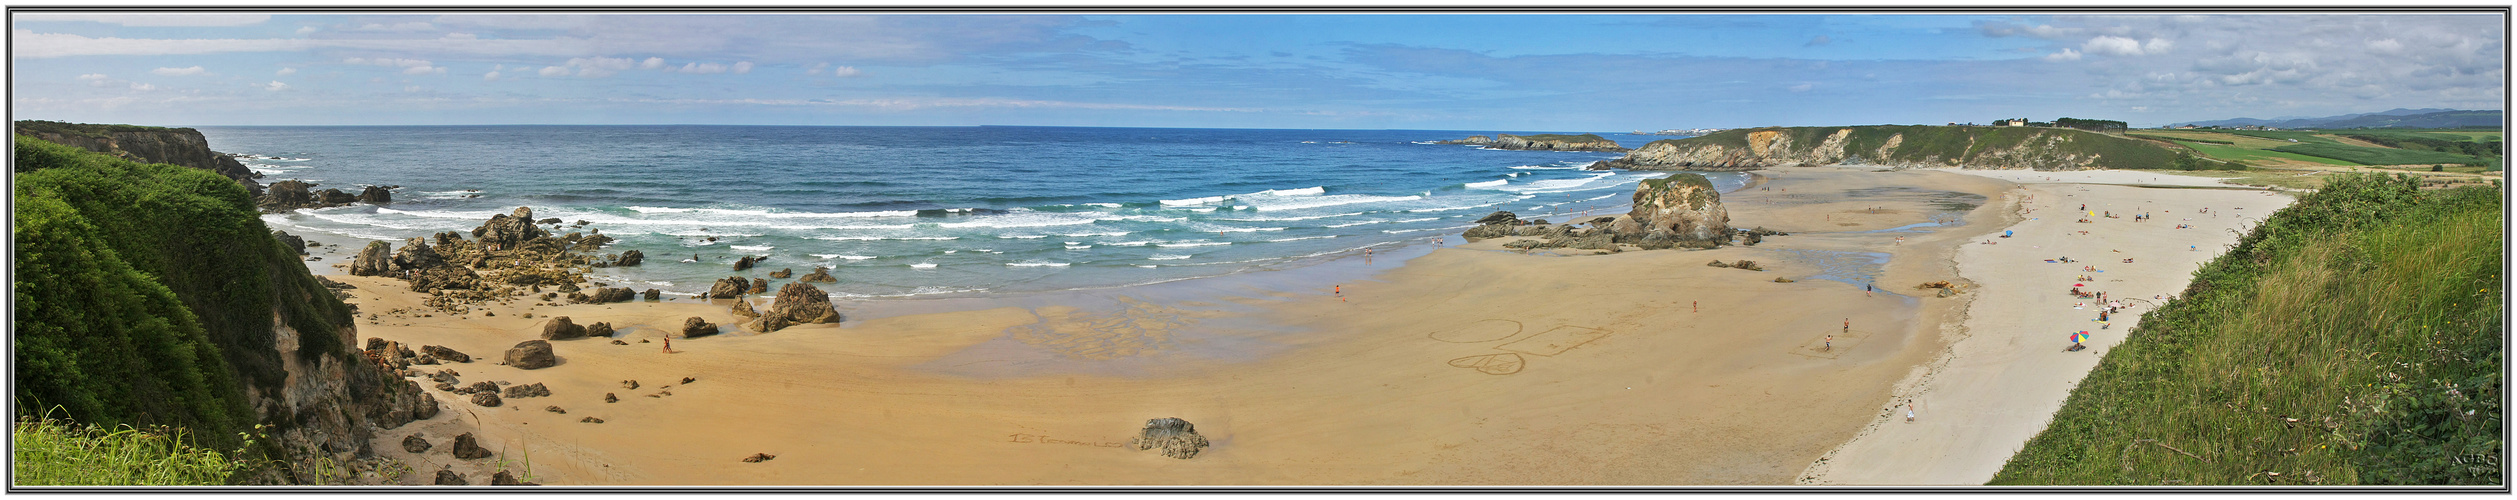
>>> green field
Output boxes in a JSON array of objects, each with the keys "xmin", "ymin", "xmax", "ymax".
[
  {"xmin": 2173, "ymin": 141, "xmax": 2361, "ymax": 166},
  {"xmin": 1657, "ymin": 125, "xmax": 2239, "ymax": 170},
  {"xmin": 2139, "ymin": 129, "xmax": 2501, "ymax": 169},
  {"xmin": 1992, "ymin": 173, "xmax": 2503, "ymax": 485},
  {"xmin": 2272, "ymin": 143, "xmax": 2491, "ymax": 167}
]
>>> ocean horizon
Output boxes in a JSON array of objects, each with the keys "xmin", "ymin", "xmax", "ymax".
[{"xmin": 210, "ymin": 125, "xmax": 1745, "ymax": 299}]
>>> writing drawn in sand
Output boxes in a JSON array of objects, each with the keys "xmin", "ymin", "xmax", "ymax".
[
  {"xmin": 1496, "ymin": 325, "xmax": 1612, "ymax": 357},
  {"xmin": 1429, "ymin": 319, "xmax": 1521, "ymax": 343},
  {"xmin": 1431, "ymin": 321, "xmax": 1612, "ymax": 375},
  {"xmin": 1447, "ymin": 353, "xmax": 1526, "ymax": 375}
]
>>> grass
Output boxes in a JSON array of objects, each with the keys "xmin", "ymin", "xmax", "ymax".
[
  {"xmin": 1651, "ymin": 125, "xmax": 2232, "ymax": 170},
  {"xmin": 2181, "ymin": 170, "xmax": 2330, "ymax": 190},
  {"xmin": 2139, "ymin": 129, "xmax": 2501, "ymax": 169},
  {"xmin": 1510, "ymin": 133, "xmax": 1615, "ymax": 144},
  {"xmin": 13, "ymin": 413, "xmax": 257, "ymax": 486},
  {"xmin": 2271, "ymin": 143, "xmax": 2489, "ymax": 167},
  {"xmin": 1991, "ymin": 173, "xmax": 2502, "ymax": 485},
  {"xmin": 2174, "ymin": 141, "xmax": 2362, "ymax": 167}
]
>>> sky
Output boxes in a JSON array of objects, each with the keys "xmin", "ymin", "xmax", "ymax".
[{"xmin": 9, "ymin": 10, "xmax": 2507, "ymax": 130}]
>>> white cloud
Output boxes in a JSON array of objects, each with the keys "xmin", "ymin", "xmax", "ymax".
[
  {"xmin": 403, "ymin": 65, "xmax": 447, "ymax": 75},
  {"xmin": 484, "ymin": 70, "xmax": 503, "ymax": 81},
  {"xmin": 129, "ymin": 82, "xmax": 155, "ymax": 91},
  {"xmin": 560, "ymin": 56, "xmax": 638, "ymax": 77},
  {"xmin": 538, "ymin": 66, "xmax": 569, "ymax": 77},
  {"xmin": 829, "ymin": 65, "xmax": 862, "ymax": 77},
  {"xmin": 733, "ymin": 61, "xmax": 754, "ymax": 74},
  {"xmin": 1806, "ymin": 35, "xmax": 1832, "ymax": 47},
  {"xmin": 345, "ymin": 57, "xmax": 445, "ymax": 75},
  {"xmin": 355, "ymin": 22, "xmax": 436, "ymax": 32},
  {"xmin": 806, "ymin": 62, "xmax": 829, "ymax": 75},
  {"xmin": 1787, "ymin": 83, "xmax": 1814, "ymax": 92},
  {"xmin": 641, "ymin": 57, "xmax": 665, "ymax": 70},
  {"xmin": 672, "ymin": 62, "xmax": 730, "ymax": 74},
  {"xmin": 152, "ymin": 66, "xmax": 208, "ymax": 76},
  {"xmin": 277, "ymin": 67, "xmax": 297, "ymax": 76},
  {"xmin": 20, "ymin": 14, "xmax": 270, "ymax": 27},
  {"xmin": 405, "ymin": 86, "xmax": 423, "ymax": 92},
  {"xmin": 2083, "ymin": 36, "xmax": 2147, "ymax": 56},
  {"xmin": 2044, "ymin": 48, "xmax": 2083, "ymax": 62},
  {"xmin": 263, "ymin": 81, "xmax": 288, "ymax": 91},
  {"xmin": 76, "ymin": 73, "xmax": 108, "ymax": 81},
  {"xmin": 296, "ymin": 26, "xmax": 317, "ymax": 35}
]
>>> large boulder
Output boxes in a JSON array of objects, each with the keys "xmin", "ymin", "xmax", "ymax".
[
  {"xmin": 799, "ymin": 267, "xmax": 837, "ymax": 284},
  {"xmin": 769, "ymin": 268, "xmax": 793, "ymax": 279},
  {"xmin": 540, "ymin": 317, "xmax": 589, "ymax": 340},
  {"xmin": 358, "ymin": 185, "xmax": 392, "ymax": 203},
  {"xmin": 733, "ymin": 255, "xmax": 763, "ymax": 271},
  {"xmin": 434, "ymin": 470, "xmax": 467, "ymax": 485},
  {"xmin": 752, "ymin": 282, "xmax": 843, "ymax": 333},
  {"xmin": 642, "ymin": 288, "xmax": 661, "ymax": 301},
  {"xmin": 1612, "ymin": 173, "xmax": 1732, "ymax": 245},
  {"xmin": 707, "ymin": 276, "xmax": 750, "ymax": 298},
  {"xmin": 1129, "ymin": 417, "xmax": 1212, "ymax": 459},
  {"xmin": 317, "ymin": 188, "xmax": 359, "ymax": 205},
  {"xmin": 273, "ymin": 230, "xmax": 307, "ymax": 255},
  {"xmin": 421, "ymin": 345, "xmax": 471, "ymax": 363},
  {"xmin": 257, "ymin": 179, "xmax": 318, "ymax": 211},
  {"xmin": 401, "ymin": 435, "xmax": 432, "ymax": 454},
  {"xmin": 682, "ymin": 317, "xmax": 720, "ymax": 338},
  {"xmin": 730, "ymin": 299, "xmax": 759, "ymax": 319},
  {"xmin": 471, "ymin": 207, "xmax": 552, "ymax": 251},
  {"xmin": 407, "ymin": 265, "xmax": 480, "ymax": 293},
  {"xmin": 585, "ymin": 322, "xmax": 614, "ymax": 338},
  {"xmin": 1474, "ymin": 211, "xmax": 1521, "ymax": 225},
  {"xmin": 449, "ymin": 432, "xmax": 494, "ymax": 459},
  {"xmin": 614, "ymin": 250, "xmax": 644, "ymax": 267},
  {"xmin": 748, "ymin": 278, "xmax": 769, "ymax": 295},
  {"xmin": 391, "ymin": 237, "xmax": 445, "ymax": 271},
  {"xmin": 504, "ymin": 340, "xmax": 556, "ymax": 369},
  {"xmin": 350, "ymin": 241, "xmax": 395, "ymax": 276}
]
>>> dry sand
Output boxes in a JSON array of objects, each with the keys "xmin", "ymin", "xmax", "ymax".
[
  {"xmin": 1798, "ymin": 171, "xmax": 2298, "ymax": 485},
  {"xmin": 326, "ymin": 166, "xmax": 2279, "ymax": 486}
]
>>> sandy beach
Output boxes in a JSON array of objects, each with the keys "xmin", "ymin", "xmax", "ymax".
[{"xmin": 328, "ymin": 166, "xmax": 2289, "ymax": 485}]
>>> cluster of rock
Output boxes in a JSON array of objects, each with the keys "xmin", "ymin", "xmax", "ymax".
[
  {"xmin": 362, "ymin": 338, "xmax": 473, "ymax": 371},
  {"xmin": 1130, "ymin": 417, "xmax": 1212, "ymax": 460},
  {"xmin": 12, "ymin": 121, "xmax": 264, "ymax": 194},
  {"xmin": 1707, "ymin": 259, "xmax": 1765, "ymax": 271},
  {"xmin": 404, "ymin": 431, "xmax": 539, "ymax": 485},
  {"xmin": 1591, "ymin": 126, "xmax": 2134, "ymax": 171},
  {"xmin": 728, "ymin": 282, "xmax": 846, "ymax": 332},
  {"xmin": 258, "ymin": 180, "xmax": 394, "ymax": 212},
  {"xmin": 1436, "ymin": 133, "xmax": 1629, "ymax": 152},
  {"xmin": 1463, "ymin": 173, "xmax": 1770, "ymax": 252},
  {"xmin": 347, "ymin": 207, "xmax": 644, "ymax": 312}
]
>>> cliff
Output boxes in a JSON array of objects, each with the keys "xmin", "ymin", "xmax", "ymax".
[
  {"xmin": 14, "ymin": 120, "xmax": 264, "ymax": 195},
  {"xmin": 1595, "ymin": 125, "xmax": 2241, "ymax": 172},
  {"xmin": 1463, "ymin": 172, "xmax": 1736, "ymax": 251},
  {"xmin": 1438, "ymin": 133, "xmax": 1629, "ymax": 152},
  {"xmin": 15, "ymin": 134, "xmax": 434, "ymax": 484}
]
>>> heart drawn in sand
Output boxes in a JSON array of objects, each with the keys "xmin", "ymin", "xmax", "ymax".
[{"xmin": 1447, "ymin": 353, "xmax": 1526, "ymax": 375}]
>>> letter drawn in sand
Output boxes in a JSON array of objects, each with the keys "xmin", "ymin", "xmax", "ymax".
[
  {"xmin": 1430, "ymin": 319, "xmax": 1523, "ymax": 343},
  {"xmin": 1448, "ymin": 353, "xmax": 1525, "ymax": 375},
  {"xmin": 1495, "ymin": 325, "xmax": 1611, "ymax": 357}
]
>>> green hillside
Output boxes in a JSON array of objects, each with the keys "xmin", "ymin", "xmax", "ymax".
[
  {"xmin": 1658, "ymin": 125, "xmax": 2242, "ymax": 170},
  {"xmin": 1991, "ymin": 173, "xmax": 2503, "ymax": 485}
]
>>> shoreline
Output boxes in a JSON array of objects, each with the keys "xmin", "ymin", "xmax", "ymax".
[{"xmin": 330, "ymin": 166, "xmax": 2271, "ymax": 485}]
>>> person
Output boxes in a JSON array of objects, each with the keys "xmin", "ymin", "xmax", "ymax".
[
  {"xmin": 1824, "ymin": 335, "xmax": 1833, "ymax": 351},
  {"xmin": 662, "ymin": 337, "xmax": 673, "ymax": 354},
  {"xmin": 1906, "ymin": 403, "xmax": 1917, "ymax": 422},
  {"xmin": 1865, "ymin": 283, "xmax": 1873, "ymax": 297},
  {"xmin": 1334, "ymin": 285, "xmax": 1341, "ymax": 296},
  {"xmin": 1843, "ymin": 318, "xmax": 1850, "ymax": 333},
  {"xmin": 1692, "ymin": 300, "xmax": 1698, "ymax": 313}
]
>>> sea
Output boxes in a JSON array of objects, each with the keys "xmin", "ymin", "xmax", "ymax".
[{"xmin": 202, "ymin": 126, "xmax": 1744, "ymax": 300}]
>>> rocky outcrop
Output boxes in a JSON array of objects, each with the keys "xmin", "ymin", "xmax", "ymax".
[
  {"xmin": 585, "ymin": 322, "xmax": 614, "ymax": 338},
  {"xmin": 769, "ymin": 268, "xmax": 793, "ymax": 279},
  {"xmin": 402, "ymin": 435, "xmax": 432, "ymax": 454},
  {"xmin": 421, "ymin": 345, "xmax": 471, "ymax": 363},
  {"xmin": 612, "ymin": 250, "xmax": 644, "ymax": 267},
  {"xmin": 1470, "ymin": 173, "xmax": 1736, "ymax": 251},
  {"xmin": 1594, "ymin": 125, "xmax": 2186, "ymax": 172},
  {"xmin": 358, "ymin": 186, "xmax": 392, "ymax": 204},
  {"xmin": 392, "ymin": 238, "xmax": 446, "ymax": 271},
  {"xmin": 254, "ymin": 180, "xmax": 390, "ymax": 213},
  {"xmin": 1437, "ymin": 133, "xmax": 1628, "ymax": 152},
  {"xmin": 707, "ymin": 276, "xmax": 750, "ymax": 298},
  {"xmin": 449, "ymin": 433, "xmax": 493, "ymax": 459},
  {"xmin": 730, "ymin": 299, "xmax": 759, "ymax": 319},
  {"xmin": 12, "ymin": 120, "xmax": 263, "ymax": 194},
  {"xmin": 504, "ymin": 340, "xmax": 556, "ymax": 369},
  {"xmin": 642, "ymin": 289, "xmax": 661, "ymax": 301},
  {"xmin": 574, "ymin": 287, "xmax": 634, "ymax": 304},
  {"xmin": 683, "ymin": 317, "xmax": 720, "ymax": 338},
  {"xmin": 407, "ymin": 265, "xmax": 480, "ymax": 294},
  {"xmin": 748, "ymin": 278, "xmax": 769, "ymax": 295},
  {"xmin": 540, "ymin": 317, "xmax": 589, "ymax": 340},
  {"xmin": 471, "ymin": 207, "xmax": 551, "ymax": 251},
  {"xmin": 502, "ymin": 382, "xmax": 550, "ymax": 399},
  {"xmin": 734, "ymin": 255, "xmax": 764, "ymax": 271},
  {"xmin": 274, "ymin": 230, "xmax": 307, "ymax": 255},
  {"xmin": 434, "ymin": 470, "xmax": 468, "ymax": 485},
  {"xmin": 799, "ymin": 267, "xmax": 837, "ymax": 284},
  {"xmin": 350, "ymin": 241, "xmax": 394, "ymax": 276},
  {"xmin": 1130, "ymin": 417, "xmax": 1212, "ymax": 459},
  {"xmin": 747, "ymin": 282, "xmax": 844, "ymax": 333}
]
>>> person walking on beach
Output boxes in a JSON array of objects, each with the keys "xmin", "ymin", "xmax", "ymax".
[
  {"xmin": 1843, "ymin": 318, "xmax": 1850, "ymax": 333},
  {"xmin": 1824, "ymin": 335, "xmax": 1833, "ymax": 351},
  {"xmin": 662, "ymin": 337, "xmax": 673, "ymax": 354},
  {"xmin": 1334, "ymin": 285, "xmax": 1341, "ymax": 297},
  {"xmin": 1865, "ymin": 283, "xmax": 1873, "ymax": 297},
  {"xmin": 1906, "ymin": 403, "xmax": 1917, "ymax": 422}
]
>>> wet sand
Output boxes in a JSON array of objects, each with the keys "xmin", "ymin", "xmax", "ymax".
[{"xmin": 331, "ymin": 166, "xmax": 2268, "ymax": 485}]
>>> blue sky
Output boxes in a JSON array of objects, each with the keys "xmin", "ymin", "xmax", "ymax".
[{"xmin": 10, "ymin": 12, "xmax": 2505, "ymax": 130}]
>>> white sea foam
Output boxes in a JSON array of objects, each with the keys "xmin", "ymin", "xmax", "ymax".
[
  {"xmin": 910, "ymin": 263, "xmax": 938, "ymax": 270},
  {"xmin": 811, "ymin": 236, "xmax": 958, "ymax": 241},
  {"xmin": 1390, "ymin": 217, "xmax": 1441, "ymax": 223},
  {"xmin": 1268, "ymin": 235, "xmax": 1339, "ymax": 242},
  {"xmin": 1057, "ymin": 231, "xmax": 1131, "ymax": 237},
  {"xmin": 1007, "ymin": 261, "xmax": 1070, "ymax": 267},
  {"xmin": 1511, "ymin": 164, "xmax": 1582, "ymax": 170},
  {"xmin": 1385, "ymin": 224, "xmax": 1478, "ymax": 234},
  {"xmin": 1212, "ymin": 226, "xmax": 1288, "ymax": 233},
  {"xmin": 1256, "ymin": 186, "xmax": 1325, "ymax": 196},
  {"xmin": 1137, "ymin": 265, "xmax": 1159, "ymax": 268},
  {"xmin": 810, "ymin": 254, "xmax": 843, "ymax": 259},
  {"xmin": 937, "ymin": 213, "xmax": 1099, "ymax": 228},
  {"xmin": 729, "ymin": 245, "xmax": 774, "ymax": 252},
  {"xmin": 1213, "ymin": 211, "xmax": 1365, "ymax": 222},
  {"xmin": 1101, "ymin": 240, "xmax": 1158, "ymax": 247},
  {"xmin": 1464, "ymin": 179, "xmax": 1510, "ymax": 189},
  {"xmin": 1157, "ymin": 240, "xmax": 1231, "ymax": 248},
  {"xmin": 998, "ymin": 235, "xmax": 1048, "ymax": 239},
  {"xmin": 1246, "ymin": 194, "xmax": 1422, "ymax": 212},
  {"xmin": 1148, "ymin": 254, "xmax": 1193, "ymax": 260},
  {"xmin": 1160, "ymin": 195, "xmax": 1229, "ymax": 206},
  {"xmin": 1065, "ymin": 245, "xmax": 1093, "ymax": 250},
  {"xmin": 1324, "ymin": 220, "xmax": 1379, "ymax": 228},
  {"xmin": 1083, "ymin": 202, "xmax": 1124, "ymax": 208}
]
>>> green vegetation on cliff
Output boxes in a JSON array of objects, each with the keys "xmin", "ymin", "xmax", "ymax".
[
  {"xmin": 13, "ymin": 415, "xmax": 258, "ymax": 486},
  {"xmin": 1517, "ymin": 133, "xmax": 1613, "ymax": 143},
  {"xmin": 1992, "ymin": 173, "xmax": 2502, "ymax": 485},
  {"xmin": 12, "ymin": 120, "xmax": 184, "ymax": 141},
  {"xmin": 1655, "ymin": 125, "xmax": 2241, "ymax": 170},
  {"xmin": 14, "ymin": 135, "xmax": 355, "ymax": 456}
]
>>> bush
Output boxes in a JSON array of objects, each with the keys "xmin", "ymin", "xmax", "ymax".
[{"xmin": 12, "ymin": 413, "xmax": 257, "ymax": 485}]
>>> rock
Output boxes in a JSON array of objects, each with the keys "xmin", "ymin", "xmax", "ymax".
[
  {"xmin": 318, "ymin": 188, "xmax": 359, "ymax": 205},
  {"xmin": 539, "ymin": 317, "xmax": 589, "ymax": 341},
  {"xmin": 799, "ymin": 267, "xmax": 838, "ymax": 284},
  {"xmin": 753, "ymin": 314, "xmax": 793, "ymax": 333},
  {"xmin": 730, "ymin": 299, "xmax": 759, "ymax": 318},
  {"xmin": 536, "ymin": 217, "xmax": 562, "ymax": 225},
  {"xmin": 408, "ymin": 265, "xmax": 481, "ymax": 293},
  {"xmin": 610, "ymin": 339, "xmax": 628, "ymax": 345},
  {"xmin": 605, "ymin": 393, "xmax": 618, "ymax": 403},
  {"xmin": 359, "ymin": 185, "xmax": 393, "ymax": 204},
  {"xmin": 1707, "ymin": 260, "xmax": 1732, "ymax": 268},
  {"xmin": 742, "ymin": 453, "xmax": 777, "ymax": 463},
  {"xmin": 590, "ymin": 287, "xmax": 636, "ymax": 303},
  {"xmin": 622, "ymin": 380, "xmax": 640, "ymax": 390},
  {"xmin": 470, "ymin": 391, "xmax": 503, "ymax": 407},
  {"xmin": 1129, "ymin": 417, "xmax": 1212, "ymax": 459},
  {"xmin": 503, "ymin": 383, "xmax": 550, "ymax": 398},
  {"xmin": 1437, "ymin": 133, "xmax": 1627, "ymax": 152},
  {"xmin": 580, "ymin": 417, "xmax": 604, "ymax": 424},
  {"xmin": 586, "ymin": 322, "xmax": 614, "ymax": 338},
  {"xmin": 1474, "ymin": 211, "xmax": 1522, "ymax": 225},
  {"xmin": 544, "ymin": 406, "xmax": 566, "ymax": 414},
  {"xmin": 490, "ymin": 470, "xmax": 534, "ymax": 486},
  {"xmin": 769, "ymin": 268, "xmax": 793, "ymax": 279},
  {"xmin": 459, "ymin": 381, "xmax": 497, "ymax": 395},
  {"xmin": 257, "ymin": 179, "xmax": 319, "ymax": 211},
  {"xmin": 682, "ymin": 317, "xmax": 720, "ymax": 338},
  {"xmin": 615, "ymin": 250, "xmax": 644, "ymax": 267},
  {"xmin": 1938, "ymin": 287, "xmax": 1957, "ymax": 298},
  {"xmin": 1611, "ymin": 173, "xmax": 1731, "ymax": 247},
  {"xmin": 504, "ymin": 340, "xmax": 556, "ymax": 369},
  {"xmin": 363, "ymin": 339, "xmax": 420, "ymax": 370},
  {"xmin": 402, "ymin": 434, "xmax": 432, "ymax": 454},
  {"xmin": 350, "ymin": 241, "xmax": 395, "ymax": 276},
  {"xmin": 421, "ymin": 345, "xmax": 472, "ymax": 363},
  {"xmin": 1774, "ymin": 277, "xmax": 1797, "ymax": 283},
  {"xmin": 471, "ymin": 207, "xmax": 552, "ymax": 250},
  {"xmin": 273, "ymin": 230, "xmax": 307, "ymax": 255},
  {"xmin": 748, "ymin": 278, "xmax": 769, "ymax": 295},
  {"xmin": 643, "ymin": 288, "xmax": 661, "ymax": 301},
  {"xmin": 707, "ymin": 276, "xmax": 750, "ymax": 298},
  {"xmin": 434, "ymin": 469, "xmax": 467, "ymax": 485},
  {"xmin": 391, "ymin": 238, "xmax": 446, "ymax": 271},
  {"xmin": 734, "ymin": 255, "xmax": 763, "ymax": 271},
  {"xmin": 751, "ymin": 282, "xmax": 843, "ymax": 332},
  {"xmin": 680, "ymin": 377, "xmax": 697, "ymax": 384},
  {"xmin": 1731, "ymin": 260, "xmax": 1762, "ymax": 271}
]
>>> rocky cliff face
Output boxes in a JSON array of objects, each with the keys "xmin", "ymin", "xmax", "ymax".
[
  {"xmin": 14, "ymin": 120, "xmax": 264, "ymax": 195},
  {"xmin": 1596, "ymin": 126, "xmax": 2152, "ymax": 171},
  {"xmin": 1438, "ymin": 133, "xmax": 1629, "ymax": 152},
  {"xmin": 1461, "ymin": 173, "xmax": 1736, "ymax": 251}
]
